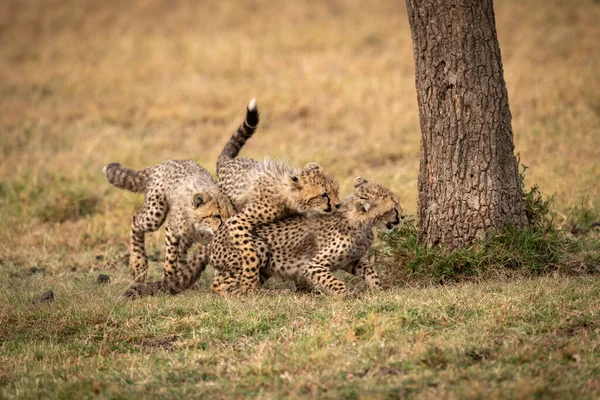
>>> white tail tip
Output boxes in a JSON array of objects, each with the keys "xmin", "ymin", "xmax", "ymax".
[
  {"xmin": 102, "ymin": 165, "xmax": 107, "ymax": 175},
  {"xmin": 248, "ymin": 98, "xmax": 257, "ymax": 111}
]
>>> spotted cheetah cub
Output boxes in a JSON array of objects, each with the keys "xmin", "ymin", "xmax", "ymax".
[
  {"xmin": 104, "ymin": 159, "xmax": 235, "ymax": 286},
  {"xmin": 216, "ymin": 98, "xmax": 341, "ymax": 294},
  {"xmin": 207, "ymin": 177, "xmax": 403, "ymax": 296},
  {"xmin": 148, "ymin": 178, "xmax": 402, "ymax": 297}
]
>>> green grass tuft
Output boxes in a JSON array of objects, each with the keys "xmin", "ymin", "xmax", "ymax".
[
  {"xmin": 375, "ymin": 164, "xmax": 598, "ymax": 285},
  {"xmin": 375, "ymin": 218, "xmax": 574, "ymax": 284},
  {"xmin": 520, "ymin": 163, "xmax": 555, "ymax": 232}
]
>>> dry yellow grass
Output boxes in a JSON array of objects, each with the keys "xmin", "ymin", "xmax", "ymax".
[{"xmin": 1, "ymin": 0, "xmax": 599, "ymax": 264}]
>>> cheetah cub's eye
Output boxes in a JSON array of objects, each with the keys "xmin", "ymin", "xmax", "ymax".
[
  {"xmin": 192, "ymin": 192, "xmax": 213, "ymax": 208},
  {"xmin": 321, "ymin": 193, "xmax": 328, "ymax": 198},
  {"xmin": 192, "ymin": 194, "xmax": 205, "ymax": 208}
]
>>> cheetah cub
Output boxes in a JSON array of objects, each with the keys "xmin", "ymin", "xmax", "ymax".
[
  {"xmin": 206, "ymin": 177, "xmax": 404, "ymax": 297},
  {"xmin": 103, "ymin": 159, "xmax": 235, "ymax": 286},
  {"xmin": 216, "ymin": 98, "xmax": 341, "ymax": 294}
]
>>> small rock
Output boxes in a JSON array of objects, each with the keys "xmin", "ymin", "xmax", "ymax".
[
  {"xmin": 40, "ymin": 290, "xmax": 54, "ymax": 301},
  {"xmin": 97, "ymin": 274, "xmax": 111, "ymax": 284},
  {"xmin": 29, "ymin": 266, "xmax": 44, "ymax": 274},
  {"xmin": 31, "ymin": 290, "xmax": 54, "ymax": 304}
]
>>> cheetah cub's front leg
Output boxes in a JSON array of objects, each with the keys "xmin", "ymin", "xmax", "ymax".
[
  {"xmin": 129, "ymin": 192, "xmax": 168, "ymax": 282},
  {"xmin": 347, "ymin": 259, "xmax": 382, "ymax": 290},
  {"xmin": 302, "ymin": 261, "xmax": 348, "ymax": 297}
]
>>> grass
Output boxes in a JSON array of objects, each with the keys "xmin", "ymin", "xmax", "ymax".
[
  {"xmin": 2, "ymin": 269, "xmax": 600, "ymax": 399},
  {"xmin": 1, "ymin": 0, "xmax": 599, "ymax": 397}
]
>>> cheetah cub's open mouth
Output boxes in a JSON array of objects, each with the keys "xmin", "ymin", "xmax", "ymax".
[{"xmin": 385, "ymin": 209, "xmax": 402, "ymax": 231}]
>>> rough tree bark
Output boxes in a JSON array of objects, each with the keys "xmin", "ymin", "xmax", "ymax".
[{"xmin": 405, "ymin": 0, "xmax": 527, "ymax": 249}]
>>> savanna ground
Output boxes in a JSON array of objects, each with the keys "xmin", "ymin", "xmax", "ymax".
[{"xmin": 1, "ymin": 0, "xmax": 599, "ymax": 398}]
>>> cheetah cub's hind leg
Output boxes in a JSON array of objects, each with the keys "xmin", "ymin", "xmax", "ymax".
[{"xmin": 129, "ymin": 191, "xmax": 168, "ymax": 283}]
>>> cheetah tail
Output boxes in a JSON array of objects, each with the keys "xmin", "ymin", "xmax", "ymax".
[
  {"xmin": 216, "ymin": 98, "xmax": 259, "ymax": 172},
  {"xmin": 103, "ymin": 163, "xmax": 149, "ymax": 193}
]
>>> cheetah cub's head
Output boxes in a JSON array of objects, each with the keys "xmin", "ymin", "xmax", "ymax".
[
  {"xmin": 348, "ymin": 177, "xmax": 404, "ymax": 231},
  {"xmin": 191, "ymin": 191, "xmax": 235, "ymax": 234},
  {"xmin": 287, "ymin": 162, "xmax": 341, "ymax": 214}
]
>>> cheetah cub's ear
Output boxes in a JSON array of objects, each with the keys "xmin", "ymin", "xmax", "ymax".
[
  {"xmin": 355, "ymin": 199, "xmax": 371, "ymax": 213},
  {"xmin": 303, "ymin": 162, "xmax": 323, "ymax": 172},
  {"xmin": 354, "ymin": 177, "xmax": 368, "ymax": 187},
  {"xmin": 192, "ymin": 192, "xmax": 213, "ymax": 208}
]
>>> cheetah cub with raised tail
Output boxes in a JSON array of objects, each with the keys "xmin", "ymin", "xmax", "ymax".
[
  {"xmin": 104, "ymin": 160, "xmax": 235, "ymax": 286},
  {"xmin": 216, "ymin": 98, "xmax": 341, "ymax": 294},
  {"xmin": 150, "ymin": 178, "xmax": 403, "ymax": 297},
  {"xmin": 208, "ymin": 177, "xmax": 403, "ymax": 297}
]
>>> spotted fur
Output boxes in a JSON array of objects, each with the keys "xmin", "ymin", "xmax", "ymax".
[
  {"xmin": 104, "ymin": 159, "xmax": 235, "ymax": 289},
  {"xmin": 213, "ymin": 177, "xmax": 402, "ymax": 296},
  {"xmin": 216, "ymin": 99, "xmax": 341, "ymax": 294},
  {"xmin": 147, "ymin": 178, "xmax": 403, "ymax": 297}
]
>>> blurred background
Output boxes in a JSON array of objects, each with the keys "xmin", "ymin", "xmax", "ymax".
[{"xmin": 0, "ymin": 0, "xmax": 598, "ymax": 267}]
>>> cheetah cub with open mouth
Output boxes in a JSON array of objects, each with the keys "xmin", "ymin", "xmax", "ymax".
[
  {"xmin": 207, "ymin": 177, "xmax": 404, "ymax": 297},
  {"xmin": 150, "ymin": 178, "xmax": 403, "ymax": 297}
]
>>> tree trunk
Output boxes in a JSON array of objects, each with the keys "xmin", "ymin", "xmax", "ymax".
[{"xmin": 405, "ymin": 0, "xmax": 527, "ymax": 249}]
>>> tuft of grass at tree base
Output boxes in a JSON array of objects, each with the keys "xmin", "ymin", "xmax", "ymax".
[{"xmin": 375, "ymin": 165, "xmax": 600, "ymax": 286}]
